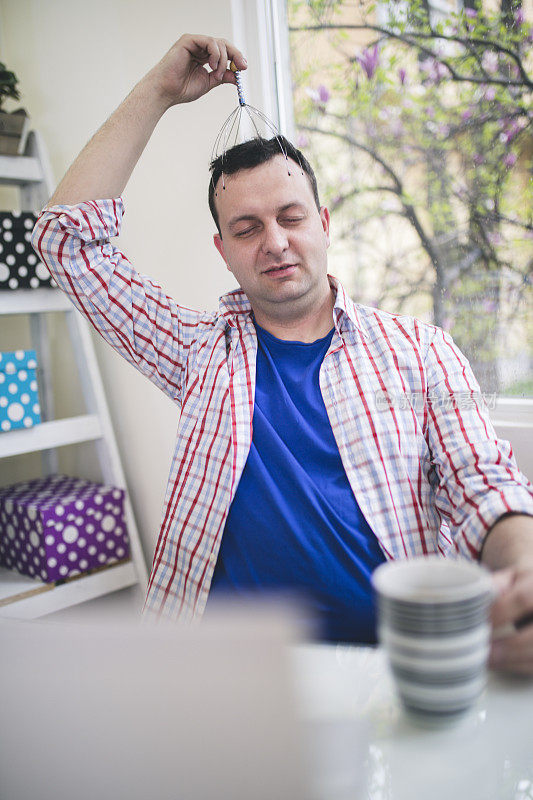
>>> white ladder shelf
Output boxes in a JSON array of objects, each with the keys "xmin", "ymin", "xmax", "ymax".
[{"xmin": 0, "ymin": 130, "xmax": 148, "ymax": 618}]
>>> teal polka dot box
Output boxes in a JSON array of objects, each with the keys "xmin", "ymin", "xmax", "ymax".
[{"xmin": 0, "ymin": 350, "xmax": 41, "ymax": 432}]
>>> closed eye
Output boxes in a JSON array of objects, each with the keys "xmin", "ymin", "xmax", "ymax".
[{"xmin": 234, "ymin": 227, "xmax": 258, "ymax": 237}]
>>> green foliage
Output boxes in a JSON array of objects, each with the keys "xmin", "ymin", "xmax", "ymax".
[
  {"xmin": 0, "ymin": 63, "xmax": 20, "ymax": 110},
  {"xmin": 288, "ymin": 0, "xmax": 533, "ymax": 392}
]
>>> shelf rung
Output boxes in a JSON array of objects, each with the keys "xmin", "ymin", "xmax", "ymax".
[
  {"xmin": 0, "ymin": 561, "xmax": 137, "ymax": 618},
  {"xmin": 0, "ymin": 154, "xmax": 44, "ymax": 185},
  {"xmin": 0, "ymin": 288, "xmax": 71, "ymax": 315},
  {"xmin": 0, "ymin": 414, "xmax": 103, "ymax": 457},
  {"xmin": 0, "ymin": 566, "xmax": 53, "ymax": 605}
]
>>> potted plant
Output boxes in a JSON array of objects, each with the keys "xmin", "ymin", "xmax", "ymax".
[{"xmin": 0, "ymin": 63, "xmax": 29, "ymax": 155}]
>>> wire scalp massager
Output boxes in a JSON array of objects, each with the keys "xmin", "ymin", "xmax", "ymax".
[{"xmin": 211, "ymin": 60, "xmax": 304, "ymax": 196}]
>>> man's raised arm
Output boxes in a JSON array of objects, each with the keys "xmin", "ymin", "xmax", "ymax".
[
  {"xmin": 32, "ymin": 35, "xmax": 247, "ymax": 404},
  {"xmin": 49, "ymin": 34, "xmax": 247, "ymax": 206}
]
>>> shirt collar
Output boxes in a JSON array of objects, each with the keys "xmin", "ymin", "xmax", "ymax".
[
  {"xmin": 218, "ymin": 286, "xmax": 252, "ymax": 327},
  {"xmin": 328, "ymin": 275, "xmax": 368, "ymax": 340},
  {"xmin": 218, "ymin": 274, "xmax": 367, "ymax": 339}
]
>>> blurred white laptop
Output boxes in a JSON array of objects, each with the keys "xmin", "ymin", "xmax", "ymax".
[{"xmin": 0, "ymin": 601, "xmax": 308, "ymax": 800}]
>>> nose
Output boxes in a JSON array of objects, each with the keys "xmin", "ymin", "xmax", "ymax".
[{"xmin": 260, "ymin": 222, "xmax": 289, "ymax": 257}]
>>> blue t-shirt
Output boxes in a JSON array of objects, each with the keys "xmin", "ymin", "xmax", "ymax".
[{"xmin": 209, "ymin": 320, "xmax": 385, "ymax": 643}]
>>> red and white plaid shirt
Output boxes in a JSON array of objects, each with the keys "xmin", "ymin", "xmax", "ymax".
[{"xmin": 33, "ymin": 198, "xmax": 533, "ymax": 621}]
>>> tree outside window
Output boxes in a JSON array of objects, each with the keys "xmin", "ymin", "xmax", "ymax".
[{"xmin": 287, "ymin": 0, "xmax": 532, "ymax": 396}]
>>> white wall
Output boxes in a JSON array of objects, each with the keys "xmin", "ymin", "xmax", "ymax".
[{"xmin": 0, "ymin": 0, "xmax": 243, "ymax": 570}]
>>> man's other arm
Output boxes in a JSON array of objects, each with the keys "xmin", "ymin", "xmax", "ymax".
[
  {"xmin": 421, "ymin": 324, "xmax": 533, "ymax": 673},
  {"xmin": 481, "ymin": 513, "xmax": 533, "ymax": 674}
]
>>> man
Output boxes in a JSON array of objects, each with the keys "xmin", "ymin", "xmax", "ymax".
[{"xmin": 32, "ymin": 34, "xmax": 533, "ymax": 671}]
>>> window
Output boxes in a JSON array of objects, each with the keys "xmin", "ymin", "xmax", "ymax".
[{"xmin": 234, "ymin": 0, "xmax": 533, "ymax": 470}]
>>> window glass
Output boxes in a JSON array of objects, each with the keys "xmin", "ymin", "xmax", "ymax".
[{"xmin": 286, "ymin": 0, "xmax": 532, "ymax": 397}]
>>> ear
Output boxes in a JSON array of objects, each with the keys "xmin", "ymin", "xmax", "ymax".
[
  {"xmin": 320, "ymin": 206, "xmax": 331, "ymax": 248},
  {"xmin": 213, "ymin": 233, "xmax": 232, "ymax": 272}
]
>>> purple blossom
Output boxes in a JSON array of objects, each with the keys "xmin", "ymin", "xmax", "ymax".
[
  {"xmin": 296, "ymin": 133, "xmax": 310, "ymax": 148},
  {"xmin": 420, "ymin": 57, "xmax": 448, "ymax": 84},
  {"xmin": 461, "ymin": 109, "xmax": 473, "ymax": 121},
  {"xmin": 483, "ymin": 85, "xmax": 496, "ymax": 102},
  {"xmin": 398, "ymin": 67, "xmax": 407, "ymax": 85},
  {"xmin": 357, "ymin": 45, "xmax": 380, "ymax": 79},
  {"xmin": 473, "ymin": 153, "xmax": 485, "ymax": 165},
  {"xmin": 305, "ymin": 85, "xmax": 330, "ymax": 108},
  {"xmin": 439, "ymin": 124, "xmax": 450, "ymax": 137},
  {"xmin": 515, "ymin": 8, "xmax": 524, "ymax": 25},
  {"xmin": 482, "ymin": 298, "xmax": 498, "ymax": 312},
  {"xmin": 503, "ymin": 152, "xmax": 517, "ymax": 167},
  {"xmin": 500, "ymin": 120, "xmax": 521, "ymax": 144},
  {"xmin": 318, "ymin": 84, "xmax": 330, "ymax": 104},
  {"xmin": 464, "ymin": 7, "xmax": 477, "ymax": 30}
]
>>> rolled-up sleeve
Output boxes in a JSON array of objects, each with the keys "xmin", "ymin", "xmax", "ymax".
[
  {"xmin": 423, "ymin": 325, "xmax": 533, "ymax": 559},
  {"xmin": 31, "ymin": 198, "xmax": 211, "ymax": 404}
]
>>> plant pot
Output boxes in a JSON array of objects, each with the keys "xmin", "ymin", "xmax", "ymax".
[{"xmin": 0, "ymin": 108, "xmax": 30, "ymax": 155}]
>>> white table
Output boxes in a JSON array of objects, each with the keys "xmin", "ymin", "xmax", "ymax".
[{"xmin": 292, "ymin": 644, "xmax": 533, "ymax": 800}]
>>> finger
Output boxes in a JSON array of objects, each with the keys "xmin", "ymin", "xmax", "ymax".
[
  {"xmin": 491, "ymin": 568, "xmax": 514, "ymax": 596},
  {"xmin": 205, "ymin": 38, "xmax": 222, "ymax": 74},
  {"xmin": 490, "ymin": 572, "xmax": 533, "ymax": 628},
  {"xmin": 493, "ymin": 622, "xmax": 533, "ymax": 653},
  {"xmin": 516, "ymin": 610, "xmax": 533, "ymax": 630},
  {"xmin": 182, "ymin": 35, "xmax": 221, "ymax": 71},
  {"xmin": 181, "ymin": 34, "xmax": 247, "ymax": 73},
  {"xmin": 490, "ymin": 653, "xmax": 533, "ymax": 675},
  {"xmin": 220, "ymin": 69, "xmax": 237, "ymax": 86},
  {"xmin": 206, "ymin": 67, "xmax": 236, "ymax": 94},
  {"xmin": 492, "ymin": 610, "xmax": 533, "ymax": 640},
  {"xmin": 491, "ymin": 660, "xmax": 533, "ymax": 676},
  {"xmin": 488, "ymin": 569, "xmax": 513, "ymax": 627},
  {"xmin": 216, "ymin": 39, "xmax": 228, "ymax": 80},
  {"xmin": 221, "ymin": 38, "xmax": 248, "ymax": 71},
  {"xmin": 490, "ymin": 625, "xmax": 533, "ymax": 671},
  {"xmin": 490, "ymin": 647, "xmax": 533, "ymax": 674}
]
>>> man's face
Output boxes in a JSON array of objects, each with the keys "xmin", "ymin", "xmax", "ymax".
[{"xmin": 213, "ymin": 155, "xmax": 331, "ymax": 321}]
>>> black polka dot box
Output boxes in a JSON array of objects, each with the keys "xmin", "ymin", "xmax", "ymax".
[
  {"xmin": 0, "ymin": 211, "xmax": 56, "ymax": 290},
  {"xmin": 0, "ymin": 350, "xmax": 41, "ymax": 432},
  {"xmin": 0, "ymin": 475, "xmax": 130, "ymax": 583}
]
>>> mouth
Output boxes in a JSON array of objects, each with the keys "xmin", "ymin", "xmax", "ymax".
[{"xmin": 263, "ymin": 263, "xmax": 298, "ymax": 275}]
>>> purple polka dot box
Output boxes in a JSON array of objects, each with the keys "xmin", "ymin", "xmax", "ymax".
[{"xmin": 0, "ymin": 475, "xmax": 130, "ymax": 583}]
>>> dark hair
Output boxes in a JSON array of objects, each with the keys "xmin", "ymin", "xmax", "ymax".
[{"xmin": 208, "ymin": 135, "xmax": 321, "ymax": 235}]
